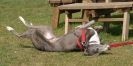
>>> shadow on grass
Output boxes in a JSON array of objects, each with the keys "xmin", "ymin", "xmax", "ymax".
[
  {"xmin": 19, "ymin": 44, "xmax": 34, "ymax": 48},
  {"xmin": 99, "ymin": 52, "xmax": 113, "ymax": 56}
]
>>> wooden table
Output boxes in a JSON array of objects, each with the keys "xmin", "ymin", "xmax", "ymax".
[{"xmin": 58, "ymin": 2, "xmax": 133, "ymax": 41}]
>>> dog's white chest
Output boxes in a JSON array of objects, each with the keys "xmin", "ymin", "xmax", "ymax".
[
  {"xmin": 45, "ymin": 32, "xmax": 54, "ymax": 39},
  {"xmin": 88, "ymin": 27, "xmax": 100, "ymax": 45}
]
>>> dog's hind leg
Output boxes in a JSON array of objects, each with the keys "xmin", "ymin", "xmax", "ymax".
[
  {"xmin": 6, "ymin": 26, "xmax": 32, "ymax": 38},
  {"xmin": 19, "ymin": 16, "xmax": 33, "ymax": 27}
]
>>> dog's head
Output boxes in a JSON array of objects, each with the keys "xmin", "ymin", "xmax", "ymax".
[{"xmin": 83, "ymin": 44, "xmax": 110, "ymax": 56}]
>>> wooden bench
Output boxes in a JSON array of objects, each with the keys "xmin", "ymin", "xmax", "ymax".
[{"xmin": 58, "ymin": 2, "xmax": 133, "ymax": 41}]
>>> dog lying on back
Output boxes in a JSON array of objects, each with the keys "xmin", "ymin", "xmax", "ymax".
[{"xmin": 6, "ymin": 16, "xmax": 109, "ymax": 56}]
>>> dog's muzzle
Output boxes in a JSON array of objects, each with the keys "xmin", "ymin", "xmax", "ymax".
[{"xmin": 83, "ymin": 44, "xmax": 110, "ymax": 56}]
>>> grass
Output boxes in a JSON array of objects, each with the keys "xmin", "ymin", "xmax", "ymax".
[{"xmin": 0, "ymin": 0, "xmax": 133, "ymax": 66}]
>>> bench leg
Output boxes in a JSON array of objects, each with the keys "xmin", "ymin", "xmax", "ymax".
[
  {"xmin": 64, "ymin": 11, "xmax": 73, "ymax": 34},
  {"xmin": 122, "ymin": 10, "xmax": 130, "ymax": 41},
  {"xmin": 52, "ymin": 7, "xmax": 60, "ymax": 29},
  {"xmin": 65, "ymin": 12, "xmax": 69, "ymax": 34}
]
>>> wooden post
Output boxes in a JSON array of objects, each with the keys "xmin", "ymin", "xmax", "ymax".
[
  {"xmin": 51, "ymin": 7, "xmax": 60, "ymax": 29},
  {"xmin": 122, "ymin": 9, "xmax": 130, "ymax": 41}
]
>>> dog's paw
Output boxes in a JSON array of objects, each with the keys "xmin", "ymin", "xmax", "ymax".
[{"xmin": 6, "ymin": 26, "xmax": 14, "ymax": 31}]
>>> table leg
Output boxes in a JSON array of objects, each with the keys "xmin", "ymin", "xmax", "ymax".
[
  {"xmin": 51, "ymin": 7, "xmax": 60, "ymax": 29},
  {"xmin": 65, "ymin": 11, "xmax": 72, "ymax": 34},
  {"xmin": 122, "ymin": 10, "xmax": 130, "ymax": 41}
]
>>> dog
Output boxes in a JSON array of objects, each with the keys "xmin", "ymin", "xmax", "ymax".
[{"xmin": 6, "ymin": 16, "xmax": 109, "ymax": 55}]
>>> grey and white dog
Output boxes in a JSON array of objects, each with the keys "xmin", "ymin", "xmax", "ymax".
[{"xmin": 6, "ymin": 16, "xmax": 109, "ymax": 56}]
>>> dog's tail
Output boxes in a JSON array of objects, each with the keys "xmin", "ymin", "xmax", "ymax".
[
  {"xmin": 19, "ymin": 16, "xmax": 33, "ymax": 27},
  {"xmin": 6, "ymin": 26, "xmax": 20, "ymax": 37}
]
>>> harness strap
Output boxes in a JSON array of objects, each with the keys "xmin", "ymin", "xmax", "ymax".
[
  {"xmin": 77, "ymin": 38, "xmax": 84, "ymax": 50},
  {"xmin": 76, "ymin": 29, "xmax": 87, "ymax": 50},
  {"xmin": 81, "ymin": 28, "xmax": 86, "ymax": 44}
]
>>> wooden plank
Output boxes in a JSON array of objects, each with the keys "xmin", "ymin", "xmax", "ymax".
[
  {"xmin": 98, "ymin": 18, "xmax": 123, "ymax": 22},
  {"xmin": 58, "ymin": 2, "xmax": 133, "ymax": 10},
  {"xmin": 62, "ymin": 0, "xmax": 73, "ymax": 3},
  {"xmin": 68, "ymin": 19, "xmax": 84, "ymax": 22},
  {"xmin": 64, "ymin": 12, "xmax": 123, "ymax": 23},
  {"xmin": 106, "ymin": 0, "xmax": 112, "ymax": 3},
  {"xmin": 49, "ymin": 0, "xmax": 74, "ymax": 4},
  {"xmin": 67, "ymin": 18, "xmax": 123, "ymax": 22},
  {"xmin": 49, "ymin": 0, "xmax": 61, "ymax": 3},
  {"xmin": 83, "ymin": 0, "xmax": 93, "ymax": 3},
  {"xmin": 122, "ymin": 10, "xmax": 130, "ymax": 41}
]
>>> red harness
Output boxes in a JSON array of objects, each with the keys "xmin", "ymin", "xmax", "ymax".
[{"xmin": 77, "ymin": 28, "xmax": 86, "ymax": 50}]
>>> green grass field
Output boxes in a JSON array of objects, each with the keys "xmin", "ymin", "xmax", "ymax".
[{"xmin": 0, "ymin": 0, "xmax": 133, "ymax": 66}]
